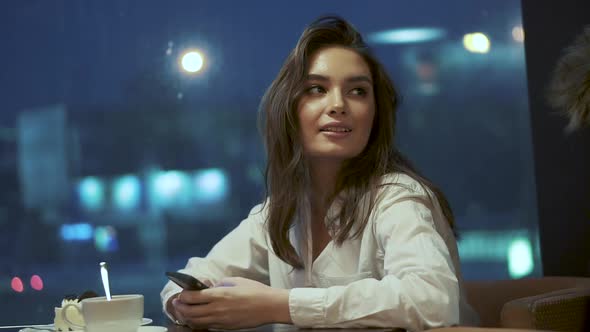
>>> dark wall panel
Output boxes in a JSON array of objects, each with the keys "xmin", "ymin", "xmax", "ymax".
[{"xmin": 521, "ymin": 0, "xmax": 590, "ymax": 276}]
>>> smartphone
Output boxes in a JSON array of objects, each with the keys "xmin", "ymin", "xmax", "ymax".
[{"xmin": 165, "ymin": 271, "xmax": 209, "ymax": 291}]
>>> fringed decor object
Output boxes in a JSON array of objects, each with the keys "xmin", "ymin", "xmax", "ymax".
[{"xmin": 547, "ymin": 25, "xmax": 590, "ymax": 133}]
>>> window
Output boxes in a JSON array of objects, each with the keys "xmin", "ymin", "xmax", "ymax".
[{"xmin": 0, "ymin": 0, "xmax": 538, "ymax": 325}]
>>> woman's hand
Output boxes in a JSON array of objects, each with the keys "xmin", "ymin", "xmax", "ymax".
[{"xmin": 172, "ymin": 277, "xmax": 291, "ymax": 330}]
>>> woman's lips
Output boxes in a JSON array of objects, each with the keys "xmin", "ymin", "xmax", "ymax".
[{"xmin": 320, "ymin": 128, "xmax": 352, "ymax": 138}]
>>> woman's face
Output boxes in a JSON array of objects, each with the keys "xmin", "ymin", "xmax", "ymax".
[{"xmin": 297, "ymin": 46, "xmax": 375, "ymax": 163}]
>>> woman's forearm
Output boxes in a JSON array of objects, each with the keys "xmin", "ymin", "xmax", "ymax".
[{"xmin": 267, "ymin": 288, "xmax": 293, "ymax": 324}]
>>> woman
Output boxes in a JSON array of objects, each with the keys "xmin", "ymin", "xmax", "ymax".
[{"xmin": 161, "ymin": 16, "xmax": 478, "ymax": 330}]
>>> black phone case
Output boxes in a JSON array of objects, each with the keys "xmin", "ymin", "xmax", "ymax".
[{"xmin": 165, "ymin": 271, "xmax": 209, "ymax": 290}]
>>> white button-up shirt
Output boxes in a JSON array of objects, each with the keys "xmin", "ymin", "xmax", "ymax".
[{"xmin": 161, "ymin": 173, "xmax": 479, "ymax": 330}]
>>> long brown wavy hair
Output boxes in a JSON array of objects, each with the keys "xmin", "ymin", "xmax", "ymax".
[{"xmin": 259, "ymin": 16, "xmax": 454, "ymax": 269}]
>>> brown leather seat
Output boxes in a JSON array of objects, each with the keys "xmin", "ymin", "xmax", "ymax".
[{"xmin": 464, "ymin": 277, "xmax": 590, "ymax": 330}]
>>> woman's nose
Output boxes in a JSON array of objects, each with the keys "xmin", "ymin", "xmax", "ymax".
[{"xmin": 328, "ymin": 91, "xmax": 346, "ymax": 115}]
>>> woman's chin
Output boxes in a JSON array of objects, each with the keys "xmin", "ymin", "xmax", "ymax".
[{"xmin": 307, "ymin": 150, "xmax": 361, "ymax": 161}]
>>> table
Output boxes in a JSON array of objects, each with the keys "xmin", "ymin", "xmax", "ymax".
[{"xmin": 164, "ymin": 322, "xmax": 543, "ymax": 332}]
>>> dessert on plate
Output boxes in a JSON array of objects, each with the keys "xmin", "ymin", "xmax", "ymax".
[{"xmin": 53, "ymin": 291, "xmax": 98, "ymax": 331}]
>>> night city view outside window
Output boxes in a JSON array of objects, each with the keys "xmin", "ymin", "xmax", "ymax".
[{"xmin": 0, "ymin": 0, "xmax": 538, "ymax": 325}]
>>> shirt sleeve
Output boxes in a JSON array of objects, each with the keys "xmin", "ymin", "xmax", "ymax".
[
  {"xmin": 160, "ymin": 204, "xmax": 270, "ymax": 320},
  {"xmin": 288, "ymin": 184, "xmax": 461, "ymax": 330}
]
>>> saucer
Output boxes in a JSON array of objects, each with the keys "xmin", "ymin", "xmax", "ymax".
[{"xmin": 138, "ymin": 326, "xmax": 167, "ymax": 332}]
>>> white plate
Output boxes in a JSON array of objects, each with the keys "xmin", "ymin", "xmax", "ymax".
[{"xmin": 17, "ymin": 318, "xmax": 153, "ymax": 331}]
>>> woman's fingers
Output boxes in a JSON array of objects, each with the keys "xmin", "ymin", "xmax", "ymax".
[
  {"xmin": 174, "ymin": 291, "xmax": 230, "ymax": 317},
  {"xmin": 173, "ymin": 300, "xmax": 230, "ymax": 329},
  {"xmin": 174, "ymin": 301, "xmax": 208, "ymax": 319},
  {"xmin": 178, "ymin": 288, "xmax": 218, "ymax": 304},
  {"xmin": 171, "ymin": 298, "xmax": 188, "ymax": 324}
]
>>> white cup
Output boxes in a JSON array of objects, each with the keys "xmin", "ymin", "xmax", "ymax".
[{"xmin": 61, "ymin": 294, "xmax": 144, "ymax": 332}]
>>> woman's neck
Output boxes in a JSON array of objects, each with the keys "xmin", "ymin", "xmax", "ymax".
[{"xmin": 308, "ymin": 159, "xmax": 342, "ymax": 212}]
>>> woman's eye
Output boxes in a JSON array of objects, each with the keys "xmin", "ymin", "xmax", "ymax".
[
  {"xmin": 307, "ymin": 85, "xmax": 325, "ymax": 94},
  {"xmin": 350, "ymin": 87, "xmax": 367, "ymax": 96}
]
